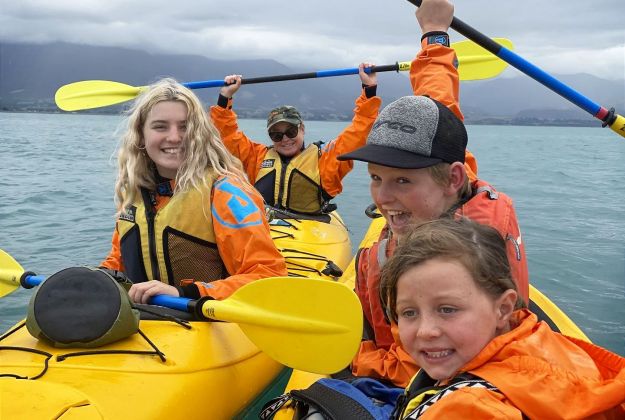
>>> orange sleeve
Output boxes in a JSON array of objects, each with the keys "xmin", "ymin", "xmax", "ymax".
[
  {"xmin": 410, "ymin": 41, "xmax": 478, "ymax": 178},
  {"xmin": 352, "ymin": 323, "xmax": 419, "ymax": 388},
  {"xmin": 192, "ymin": 176, "xmax": 287, "ymax": 300},
  {"xmin": 410, "ymin": 41, "xmax": 462, "ymax": 121},
  {"xmin": 318, "ymin": 90, "xmax": 381, "ymax": 197},
  {"xmin": 99, "ymin": 228, "xmax": 125, "ymax": 271},
  {"xmin": 209, "ymin": 104, "xmax": 269, "ymax": 183}
]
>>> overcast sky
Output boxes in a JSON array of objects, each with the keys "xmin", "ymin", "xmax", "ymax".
[{"xmin": 2, "ymin": 0, "xmax": 624, "ymax": 80}]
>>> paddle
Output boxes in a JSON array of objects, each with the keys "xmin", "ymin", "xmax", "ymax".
[
  {"xmin": 0, "ymin": 250, "xmax": 362, "ymax": 375},
  {"xmin": 55, "ymin": 38, "xmax": 512, "ymax": 111},
  {"xmin": 406, "ymin": 0, "xmax": 625, "ymax": 138},
  {"xmin": 0, "ymin": 249, "xmax": 45, "ymax": 298}
]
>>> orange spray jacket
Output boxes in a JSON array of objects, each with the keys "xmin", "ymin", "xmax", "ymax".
[
  {"xmin": 351, "ymin": 41, "xmax": 529, "ymax": 387},
  {"xmin": 397, "ymin": 310, "xmax": 625, "ymax": 419},
  {"xmin": 209, "ymin": 90, "xmax": 381, "ymax": 209},
  {"xmin": 100, "ymin": 175, "xmax": 287, "ymax": 300}
]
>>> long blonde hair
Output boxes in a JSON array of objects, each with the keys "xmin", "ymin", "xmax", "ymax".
[{"xmin": 114, "ymin": 78, "xmax": 246, "ymax": 212}]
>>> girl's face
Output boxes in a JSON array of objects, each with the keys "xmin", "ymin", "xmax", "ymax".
[
  {"xmin": 143, "ymin": 101, "xmax": 188, "ymax": 179},
  {"xmin": 396, "ymin": 257, "xmax": 515, "ymax": 381},
  {"xmin": 368, "ymin": 164, "xmax": 457, "ymax": 240}
]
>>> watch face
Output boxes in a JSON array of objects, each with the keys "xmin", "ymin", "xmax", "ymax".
[{"xmin": 428, "ymin": 34, "xmax": 450, "ymax": 47}]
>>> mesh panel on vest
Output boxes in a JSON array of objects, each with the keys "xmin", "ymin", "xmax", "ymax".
[
  {"xmin": 287, "ymin": 170, "xmax": 321, "ymax": 214},
  {"xmin": 165, "ymin": 230, "xmax": 226, "ymax": 285}
]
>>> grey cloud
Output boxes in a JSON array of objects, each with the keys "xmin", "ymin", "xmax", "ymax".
[{"xmin": 1, "ymin": 0, "xmax": 623, "ymax": 79}]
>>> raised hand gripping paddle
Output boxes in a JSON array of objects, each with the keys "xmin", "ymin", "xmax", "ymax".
[
  {"xmin": 405, "ymin": 0, "xmax": 625, "ymax": 138},
  {"xmin": 1, "ymin": 250, "xmax": 362, "ymax": 374},
  {"xmin": 55, "ymin": 38, "xmax": 513, "ymax": 112}
]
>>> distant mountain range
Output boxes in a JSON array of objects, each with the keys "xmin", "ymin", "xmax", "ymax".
[{"xmin": 2, "ymin": 41, "xmax": 623, "ymax": 127}]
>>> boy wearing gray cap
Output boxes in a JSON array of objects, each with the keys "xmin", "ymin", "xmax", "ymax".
[
  {"xmin": 210, "ymin": 64, "xmax": 380, "ymax": 215},
  {"xmin": 339, "ymin": 0, "xmax": 528, "ymax": 389},
  {"xmin": 258, "ymin": 1, "xmax": 529, "ymax": 418}
]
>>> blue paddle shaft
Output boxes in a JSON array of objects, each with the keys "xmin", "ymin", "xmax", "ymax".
[
  {"xmin": 149, "ymin": 294, "xmax": 192, "ymax": 311},
  {"xmin": 497, "ymin": 48, "xmax": 600, "ymax": 116},
  {"xmin": 183, "ymin": 64, "xmax": 395, "ymax": 90},
  {"xmin": 22, "ymin": 275, "xmax": 46, "ymax": 288}
]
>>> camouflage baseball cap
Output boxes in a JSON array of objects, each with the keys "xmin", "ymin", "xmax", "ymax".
[{"xmin": 267, "ymin": 105, "xmax": 302, "ymax": 129}]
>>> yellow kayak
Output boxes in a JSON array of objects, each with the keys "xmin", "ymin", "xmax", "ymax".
[
  {"xmin": 0, "ymin": 209, "xmax": 353, "ymax": 419},
  {"xmin": 0, "ymin": 319, "xmax": 286, "ymax": 419}
]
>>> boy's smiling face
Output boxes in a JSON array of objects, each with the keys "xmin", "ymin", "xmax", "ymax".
[{"xmin": 368, "ymin": 163, "xmax": 458, "ymax": 239}]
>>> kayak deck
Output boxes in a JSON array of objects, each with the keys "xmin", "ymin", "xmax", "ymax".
[
  {"xmin": 269, "ymin": 210, "xmax": 352, "ymax": 279},
  {"xmin": 0, "ymin": 318, "xmax": 285, "ymax": 419}
]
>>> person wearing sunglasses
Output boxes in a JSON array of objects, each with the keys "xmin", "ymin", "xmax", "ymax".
[{"xmin": 210, "ymin": 63, "xmax": 380, "ymax": 215}]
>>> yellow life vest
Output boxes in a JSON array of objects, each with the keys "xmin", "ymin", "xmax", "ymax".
[
  {"xmin": 254, "ymin": 143, "xmax": 326, "ymax": 214},
  {"xmin": 116, "ymin": 176, "xmax": 227, "ymax": 285}
]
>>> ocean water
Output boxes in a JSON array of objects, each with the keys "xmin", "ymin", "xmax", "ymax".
[{"xmin": 1, "ymin": 112, "xmax": 623, "ymax": 355}]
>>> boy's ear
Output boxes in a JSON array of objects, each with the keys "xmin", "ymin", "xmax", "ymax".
[
  {"xmin": 495, "ymin": 289, "xmax": 517, "ymax": 329},
  {"xmin": 448, "ymin": 162, "xmax": 466, "ymax": 193}
]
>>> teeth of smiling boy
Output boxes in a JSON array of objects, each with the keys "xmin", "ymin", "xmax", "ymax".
[
  {"xmin": 386, "ymin": 210, "xmax": 406, "ymax": 216},
  {"xmin": 425, "ymin": 350, "xmax": 453, "ymax": 358}
]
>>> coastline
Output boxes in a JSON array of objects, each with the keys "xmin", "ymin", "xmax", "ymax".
[{"xmin": 0, "ymin": 107, "xmax": 605, "ymax": 128}]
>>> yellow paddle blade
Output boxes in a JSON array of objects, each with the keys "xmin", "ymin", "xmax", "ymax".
[
  {"xmin": 608, "ymin": 113, "xmax": 625, "ymax": 138},
  {"xmin": 454, "ymin": 38, "xmax": 513, "ymax": 81},
  {"xmin": 55, "ymin": 80, "xmax": 146, "ymax": 111},
  {"xmin": 0, "ymin": 249, "xmax": 24, "ymax": 297},
  {"xmin": 202, "ymin": 277, "xmax": 362, "ymax": 374}
]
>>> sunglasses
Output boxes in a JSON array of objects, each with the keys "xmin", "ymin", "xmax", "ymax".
[{"xmin": 268, "ymin": 125, "xmax": 299, "ymax": 142}]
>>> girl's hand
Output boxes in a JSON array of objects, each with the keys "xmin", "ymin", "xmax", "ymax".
[
  {"xmin": 128, "ymin": 280, "xmax": 180, "ymax": 304},
  {"xmin": 359, "ymin": 62, "xmax": 377, "ymax": 87},
  {"xmin": 220, "ymin": 74, "xmax": 242, "ymax": 98}
]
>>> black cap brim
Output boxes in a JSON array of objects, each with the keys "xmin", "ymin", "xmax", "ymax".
[{"xmin": 338, "ymin": 144, "xmax": 442, "ymax": 169}]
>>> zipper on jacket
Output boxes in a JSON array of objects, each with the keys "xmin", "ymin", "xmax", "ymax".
[
  {"xmin": 277, "ymin": 156, "xmax": 289, "ymax": 208},
  {"xmin": 141, "ymin": 188, "xmax": 161, "ymax": 281}
]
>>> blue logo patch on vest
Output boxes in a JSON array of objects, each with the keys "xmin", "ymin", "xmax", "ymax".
[
  {"xmin": 212, "ymin": 178, "xmax": 263, "ymax": 228},
  {"xmin": 119, "ymin": 206, "xmax": 136, "ymax": 223},
  {"xmin": 260, "ymin": 159, "xmax": 275, "ymax": 169}
]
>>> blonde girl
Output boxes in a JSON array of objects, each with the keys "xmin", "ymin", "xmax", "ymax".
[{"xmin": 101, "ymin": 78, "xmax": 286, "ymax": 303}]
